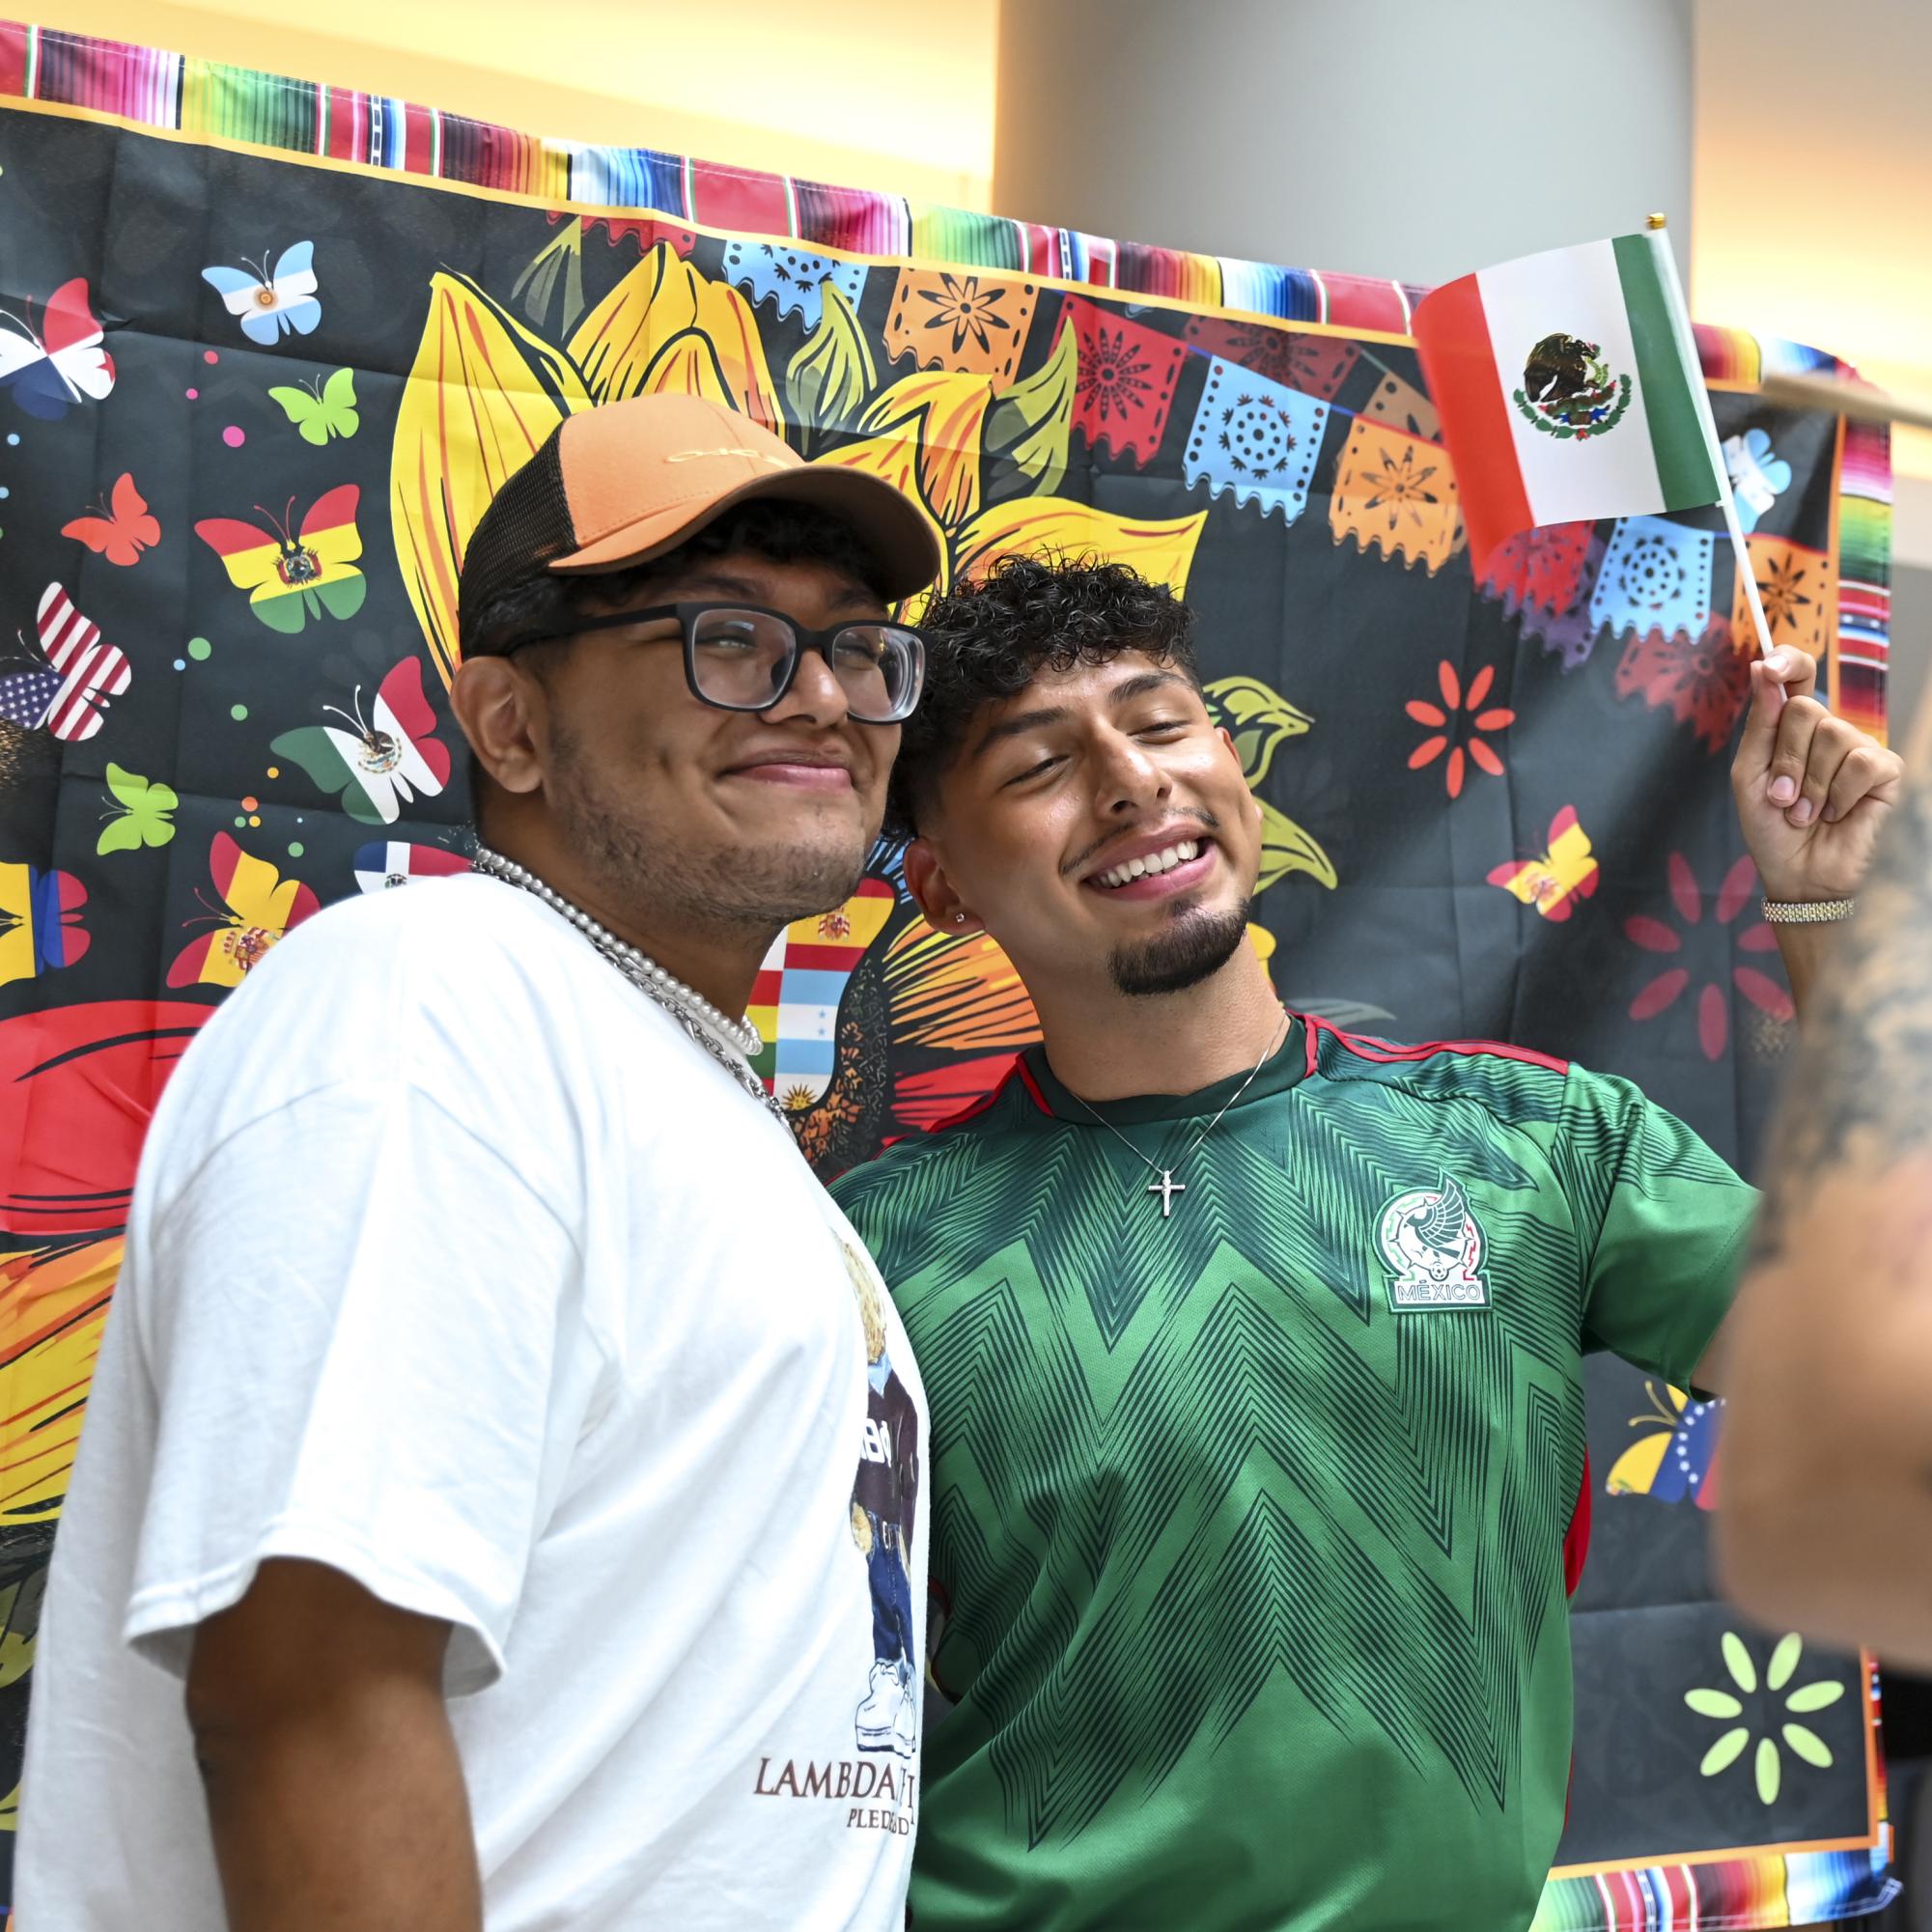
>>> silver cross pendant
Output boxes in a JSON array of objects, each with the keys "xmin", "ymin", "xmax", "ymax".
[{"xmin": 1147, "ymin": 1170, "xmax": 1186, "ymax": 1218}]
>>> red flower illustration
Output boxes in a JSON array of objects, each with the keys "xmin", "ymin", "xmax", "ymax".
[
  {"xmin": 1405, "ymin": 660, "xmax": 1515, "ymax": 799},
  {"xmin": 1626, "ymin": 853, "xmax": 1791, "ymax": 1061}
]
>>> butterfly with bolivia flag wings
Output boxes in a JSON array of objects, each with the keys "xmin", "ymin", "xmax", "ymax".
[{"xmin": 194, "ymin": 485, "xmax": 365, "ymax": 633}]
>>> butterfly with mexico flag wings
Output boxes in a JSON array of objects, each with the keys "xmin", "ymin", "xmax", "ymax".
[
  {"xmin": 166, "ymin": 833, "xmax": 320, "ymax": 989},
  {"xmin": 271, "ymin": 658, "xmax": 451, "ymax": 825},
  {"xmin": 194, "ymin": 485, "xmax": 365, "ymax": 633}
]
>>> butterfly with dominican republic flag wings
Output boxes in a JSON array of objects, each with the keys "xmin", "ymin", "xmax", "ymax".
[
  {"xmin": 63, "ymin": 472, "xmax": 160, "ymax": 567},
  {"xmin": 0, "ymin": 278, "xmax": 115, "ymax": 421},
  {"xmin": 271, "ymin": 657, "xmax": 451, "ymax": 825},
  {"xmin": 201, "ymin": 241, "xmax": 322, "ymax": 346},
  {"xmin": 0, "ymin": 862, "xmax": 89, "ymax": 988},
  {"xmin": 353, "ymin": 841, "xmax": 472, "ymax": 892},
  {"xmin": 166, "ymin": 832, "xmax": 320, "ymax": 989},
  {"xmin": 0, "ymin": 584, "xmax": 132, "ymax": 741},
  {"xmin": 194, "ymin": 485, "xmax": 365, "ymax": 633}
]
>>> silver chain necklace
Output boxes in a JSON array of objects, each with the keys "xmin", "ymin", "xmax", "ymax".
[
  {"xmin": 470, "ymin": 844, "xmax": 784, "ymax": 1121},
  {"xmin": 1059, "ymin": 1007, "xmax": 1289, "ymax": 1217}
]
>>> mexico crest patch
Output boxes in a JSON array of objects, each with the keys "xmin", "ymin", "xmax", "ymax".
[
  {"xmin": 1512, "ymin": 331, "xmax": 1632, "ymax": 439},
  {"xmin": 1377, "ymin": 1173, "xmax": 1491, "ymax": 1310}
]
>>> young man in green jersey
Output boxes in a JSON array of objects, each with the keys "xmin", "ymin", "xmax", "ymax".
[{"xmin": 828, "ymin": 556, "xmax": 1902, "ymax": 1932}]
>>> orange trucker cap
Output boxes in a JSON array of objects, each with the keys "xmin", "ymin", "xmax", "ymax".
[{"xmin": 458, "ymin": 394, "xmax": 942, "ymax": 655}]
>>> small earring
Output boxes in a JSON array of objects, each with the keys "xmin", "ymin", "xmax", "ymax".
[{"xmin": 954, "ymin": 912, "xmax": 967, "ymax": 926}]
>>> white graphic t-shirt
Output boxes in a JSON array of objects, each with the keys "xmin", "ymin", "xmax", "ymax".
[{"xmin": 18, "ymin": 874, "xmax": 927, "ymax": 1931}]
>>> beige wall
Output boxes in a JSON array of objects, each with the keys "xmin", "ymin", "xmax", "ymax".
[
  {"xmin": 993, "ymin": 0, "xmax": 1695, "ymax": 291},
  {"xmin": 39, "ymin": 0, "xmax": 999, "ymax": 209},
  {"xmin": 1694, "ymin": 0, "xmax": 1932, "ymax": 500}
]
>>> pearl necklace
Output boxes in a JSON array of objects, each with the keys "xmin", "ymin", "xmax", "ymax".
[{"xmin": 470, "ymin": 845, "xmax": 782, "ymax": 1120}]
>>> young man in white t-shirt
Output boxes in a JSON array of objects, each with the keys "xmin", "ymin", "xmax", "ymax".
[{"xmin": 18, "ymin": 393, "xmax": 942, "ymax": 1931}]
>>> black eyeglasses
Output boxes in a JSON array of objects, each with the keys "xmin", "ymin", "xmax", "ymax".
[{"xmin": 499, "ymin": 602, "xmax": 926, "ymax": 725}]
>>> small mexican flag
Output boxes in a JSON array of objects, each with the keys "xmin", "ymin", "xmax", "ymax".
[{"xmin": 1413, "ymin": 230, "xmax": 1724, "ymax": 573}]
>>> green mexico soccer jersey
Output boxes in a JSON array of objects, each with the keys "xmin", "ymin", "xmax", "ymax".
[{"xmin": 829, "ymin": 1016, "xmax": 1757, "ymax": 1932}]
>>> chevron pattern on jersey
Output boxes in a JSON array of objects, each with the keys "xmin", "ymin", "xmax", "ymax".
[{"xmin": 833, "ymin": 1028, "xmax": 1755, "ymax": 1872}]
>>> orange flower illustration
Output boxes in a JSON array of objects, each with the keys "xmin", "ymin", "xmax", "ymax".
[{"xmin": 1405, "ymin": 660, "xmax": 1515, "ymax": 799}]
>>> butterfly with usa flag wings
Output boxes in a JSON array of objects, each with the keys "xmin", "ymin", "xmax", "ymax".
[{"xmin": 0, "ymin": 585, "xmax": 131, "ymax": 742}]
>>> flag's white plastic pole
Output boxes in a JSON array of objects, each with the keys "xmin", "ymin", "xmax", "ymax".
[{"xmin": 1644, "ymin": 213, "xmax": 1777, "ymax": 661}]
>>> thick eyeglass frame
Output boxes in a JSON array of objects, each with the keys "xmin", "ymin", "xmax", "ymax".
[{"xmin": 495, "ymin": 602, "xmax": 926, "ymax": 725}]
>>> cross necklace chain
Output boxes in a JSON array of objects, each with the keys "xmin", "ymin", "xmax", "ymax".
[{"xmin": 1060, "ymin": 1007, "xmax": 1289, "ymax": 1217}]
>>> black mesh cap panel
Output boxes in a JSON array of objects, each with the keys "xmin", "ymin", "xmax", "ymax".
[{"xmin": 457, "ymin": 432, "xmax": 577, "ymax": 655}]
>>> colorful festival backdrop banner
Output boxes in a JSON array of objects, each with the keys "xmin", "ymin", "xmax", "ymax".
[{"xmin": 0, "ymin": 21, "xmax": 1900, "ymax": 1924}]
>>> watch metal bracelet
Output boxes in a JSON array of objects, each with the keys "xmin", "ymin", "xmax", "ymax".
[{"xmin": 1760, "ymin": 897, "xmax": 1856, "ymax": 926}]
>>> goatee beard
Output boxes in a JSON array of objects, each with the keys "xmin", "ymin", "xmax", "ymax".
[{"xmin": 1107, "ymin": 898, "xmax": 1254, "ymax": 997}]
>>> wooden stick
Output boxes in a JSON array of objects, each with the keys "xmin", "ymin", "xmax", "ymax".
[{"xmin": 1759, "ymin": 371, "xmax": 1932, "ymax": 434}]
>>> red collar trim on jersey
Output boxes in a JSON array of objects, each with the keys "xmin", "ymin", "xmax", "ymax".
[
  {"xmin": 920, "ymin": 1054, "xmax": 1047, "ymax": 1136},
  {"xmin": 1300, "ymin": 1011, "xmax": 1570, "ymax": 1078}
]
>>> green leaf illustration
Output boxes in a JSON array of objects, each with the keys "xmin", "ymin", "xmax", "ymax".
[
  {"xmin": 513, "ymin": 216, "xmax": 587, "ymax": 337},
  {"xmin": 1204, "ymin": 675, "xmax": 1315, "ymax": 788},
  {"xmin": 1255, "ymin": 798, "xmax": 1337, "ymax": 892},
  {"xmin": 1700, "ymin": 1727, "xmax": 1750, "ymax": 1777},
  {"xmin": 984, "ymin": 317, "xmax": 1077, "ymax": 500},
  {"xmin": 1754, "ymin": 1736, "xmax": 1781, "ymax": 1806},
  {"xmin": 788, "ymin": 281, "xmax": 876, "ymax": 434}
]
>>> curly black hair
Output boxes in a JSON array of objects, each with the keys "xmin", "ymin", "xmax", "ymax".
[{"xmin": 887, "ymin": 554, "xmax": 1198, "ymax": 839}]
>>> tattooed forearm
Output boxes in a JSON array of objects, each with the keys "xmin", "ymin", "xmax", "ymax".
[{"xmin": 1751, "ymin": 779, "xmax": 1932, "ymax": 1261}]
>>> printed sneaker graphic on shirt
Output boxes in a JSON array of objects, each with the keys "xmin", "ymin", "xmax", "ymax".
[
  {"xmin": 1377, "ymin": 1172, "xmax": 1491, "ymax": 1310},
  {"xmin": 843, "ymin": 1242, "xmax": 920, "ymax": 1758}
]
